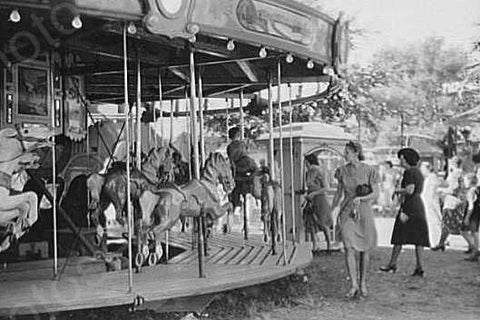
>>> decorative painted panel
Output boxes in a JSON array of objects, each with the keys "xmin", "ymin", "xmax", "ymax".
[{"xmin": 236, "ymin": 0, "xmax": 315, "ymax": 46}]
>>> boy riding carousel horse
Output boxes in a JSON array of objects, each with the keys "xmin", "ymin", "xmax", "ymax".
[{"xmin": 227, "ymin": 127, "xmax": 258, "ymax": 213}]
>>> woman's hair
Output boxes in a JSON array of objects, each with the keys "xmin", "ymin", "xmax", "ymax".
[
  {"xmin": 345, "ymin": 141, "xmax": 364, "ymax": 161},
  {"xmin": 398, "ymin": 148, "xmax": 420, "ymax": 166},
  {"xmin": 305, "ymin": 153, "xmax": 319, "ymax": 166}
]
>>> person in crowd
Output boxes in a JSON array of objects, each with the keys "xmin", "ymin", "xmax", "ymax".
[
  {"xmin": 172, "ymin": 151, "xmax": 190, "ymax": 185},
  {"xmin": 377, "ymin": 160, "xmax": 398, "ymax": 216},
  {"xmin": 461, "ymin": 173, "xmax": 480, "ymax": 261},
  {"xmin": 432, "ymin": 156, "xmax": 465, "ymax": 251},
  {"xmin": 420, "ymin": 162, "xmax": 442, "ymax": 247},
  {"xmin": 331, "ymin": 141, "xmax": 380, "ymax": 298},
  {"xmin": 380, "ymin": 148, "xmax": 429, "ymax": 277},
  {"xmin": 303, "ymin": 153, "xmax": 333, "ymax": 254}
]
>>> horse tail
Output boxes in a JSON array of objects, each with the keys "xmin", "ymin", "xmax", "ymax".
[{"xmin": 86, "ymin": 173, "xmax": 105, "ymax": 209}]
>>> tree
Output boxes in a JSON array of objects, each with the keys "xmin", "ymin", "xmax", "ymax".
[{"xmin": 329, "ymin": 37, "xmax": 472, "ymax": 145}]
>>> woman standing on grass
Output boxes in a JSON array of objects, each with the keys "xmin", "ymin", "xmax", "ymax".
[
  {"xmin": 380, "ymin": 148, "xmax": 429, "ymax": 276},
  {"xmin": 331, "ymin": 141, "xmax": 380, "ymax": 298}
]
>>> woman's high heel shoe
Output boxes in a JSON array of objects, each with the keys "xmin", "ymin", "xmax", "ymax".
[
  {"xmin": 379, "ymin": 264, "xmax": 397, "ymax": 273},
  {"xmin": 411, "ymin": 267, "xmax": 424, "ymax": 277},
  {"xmin": 345, "ymin": 288, "xmax": 360, "ymax": 299},
  {"xmin": 431, "ymin": 244, "xmax": 445, "ymax": 252}
]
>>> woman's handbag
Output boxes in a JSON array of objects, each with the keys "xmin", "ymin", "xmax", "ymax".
[
  {"xmin": 399, "ymin": 211, "xmax": 409, "ymax": 223},
  {"xmin": 355, "ymin": 184, "xmax": 373, "ymax": 197}
]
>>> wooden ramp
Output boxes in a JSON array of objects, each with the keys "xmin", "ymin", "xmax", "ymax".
[{"xmin": 0, "ymin": 232, "xmax": 311, "ymax": 317}]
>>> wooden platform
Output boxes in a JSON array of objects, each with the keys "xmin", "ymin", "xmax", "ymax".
[{"xmin": 0, "ymin": 232, "xmax": 311, "ymax": 317}]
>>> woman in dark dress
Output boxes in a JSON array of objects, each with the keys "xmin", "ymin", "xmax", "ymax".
[
  {"xmin": 304, "ymin": 153, "xmax": 333, "ymax": 253},
  {"xmin": 380, "ymin": 148, "xmax": 430, "ymax": 276}
]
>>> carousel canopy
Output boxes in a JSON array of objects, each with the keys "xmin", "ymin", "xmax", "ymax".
[
  {"xmin": 0, "ymin": 0, "xmax": 347, "ymax": 103},
  {"xmin": 257, "ymin": 121, "xmax": 355, "ymax": 141}
]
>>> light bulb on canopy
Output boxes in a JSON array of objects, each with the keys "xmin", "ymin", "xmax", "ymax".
[
  {"xmin": 306, "ymin": 59, "xmax": 314, "ymax": 69},
  {"xmin": 9, "ymin": 9, "xmax": 21, "ymax": 23},
  {"xmin": 72, "ymin": 15, "xmax": 83, "ymax": 29},
  {"xmin": 259, "ymin": 47, "xmax": 267, "ymax": 58},
  {"xmin": 323, "ymin": 65, "xmax": 335, "ymax": 76},
  {"xmin": 285, "ymin": 53, "xmax": 294, "ymax": 64},
  {"xmin": 127, "ymin": 21, "xmax": 137, "ymax": 34},
  {"xmin": 227, "ymin": 39, "xmax": 235, "ymax": 51}
]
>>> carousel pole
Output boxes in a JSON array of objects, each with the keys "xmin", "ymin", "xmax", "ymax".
[
  {"xmin": 158, "ymin": 71, "xmax": 168, "ymax": 262},
  {"xmin": 170, "ymin": 99, "xmax": 174, "ymax": 144},
  {"xmin": 189, "ymin": 47, "xmax": 204, "ymax": 278},
  {"xmin": 288, "ymin": 83, "xmax": 296, "ymax": 245},
  {"xmin": 185, "ymin": 88, "xmax": 193, "ymax": 182},
  {"xmin": 50, "ymin": 58, "xmax": 58, "ymax": 278},
  {"xmin": 136, "ymin": 55, "xmax": 142, "ymax": 170},
  {"xmin": 123, "ymin": 24, "xmax": 134, "ymax": 293},
  {"xmin": 225, "ymin": 98, "xmax": 230, "ymax": 143},
  {"xmin": 239, "ymin": 89, "xmax": 245, "ymax": 140},
  {"xmin": 157, "ymin": 69, "xmax": 163, "ymax": 147},
  {"xmin": 239, "ymin": 90, "xmax": 248, "ymax": 240},
  {"xmin": 277, "ymin": 61, "xmax": 287, "ymax": 265},
  {"xmin": 198, "ymin": 72, "xmax": 205, "ymax": 166},
  {"xmin": 267, "ymin": 74, "xmax": 275, "ymax": 181},
  {"xmin": 189, "ymin": 55, "xmax": 200, "ymax": 179}
]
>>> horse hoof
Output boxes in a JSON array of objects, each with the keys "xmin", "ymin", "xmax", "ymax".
[
  {"xmin": 263, "ymin": 234, "xmax": 270, "ymax": 243},
  {"xmin": 94, "ymin": 234, "xmax": 103, "ymax": 246},
  {"xmin": 94, "ymin": 250, "xmax": 105, "ymax": 260},
  {"xmin": 142, "ymin": 245, "xmax": 149, "ymax": 258},
  {"xmin": 155, "ymin": 243, "xmax": 163, "ymax": 260},
  {"xmin": 147, "ymin": 252, "xmax": 158, "ymax": 266},
  {"xmin": 134, "ymin": 252, "xmax": 144, "ymax": 269}
]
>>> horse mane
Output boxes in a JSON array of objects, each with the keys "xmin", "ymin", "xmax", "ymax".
[{"xmin": 202, "ymin": 152, "xmax": 227, "ymax": 182}]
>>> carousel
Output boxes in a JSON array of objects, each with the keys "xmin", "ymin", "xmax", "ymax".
[{"xmin": 0, "ymin": 0, "xmax": 348, "ymax": 316}]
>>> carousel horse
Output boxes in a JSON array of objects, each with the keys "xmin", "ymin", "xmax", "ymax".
[
  {"xmin": 137, "ymin": 152, "xmax": 235, "ymax": 264},
  {"xmin": 234, "ymin": 166, "xmax": 283, "ymax": 252},
  {"xmin": 257, "ymin": 169, "xmax": 283, "ymax": 254},
  {"xmin": 0, "ymin": 127, "xmax": 53, "ymax": 252},
  {"xmin": 86, "ymin": 146, "xmax": 175, "ymax": 245}
]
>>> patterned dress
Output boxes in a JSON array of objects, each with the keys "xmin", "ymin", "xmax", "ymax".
[
  {"xmin": 391, "ymin": 167, "xmax": 430, "ymax": 246},
  {"xmin": 303, "ymin": 165, "xmax": 332, "ymax": 233},
  {"xmin": 335, "ymin": 163, "xmax": 380, "ymax": 252}
]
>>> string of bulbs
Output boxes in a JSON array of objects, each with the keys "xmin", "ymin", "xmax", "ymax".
[
  {"xmin": 226, "ymin": 39, "xmax": 317, "ymax": 70},
  {"xmin": 8, "ymin": 8, "xmax": 83, "ymax": 29},
  {"xmin": 7, "ymin": 9, "xmax": 328, "ymax": 73}
]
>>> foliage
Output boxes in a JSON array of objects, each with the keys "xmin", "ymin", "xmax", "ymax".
[{"xmin": 333, "ymin": 38, "xmax": 474, "ymax": 145}]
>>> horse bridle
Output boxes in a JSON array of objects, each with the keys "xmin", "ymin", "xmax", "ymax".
[{"xmin": 14, "ymin": 125, "xmax": 52, "ymax": 152}]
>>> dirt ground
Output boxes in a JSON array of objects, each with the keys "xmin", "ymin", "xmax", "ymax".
[
  {"xmin": 204, "ymin": 247, "xmax": 480, "ymax": 320},
  {"xmin": 31, "ymin": 246, "xmax": 479, "ymax": 320}
]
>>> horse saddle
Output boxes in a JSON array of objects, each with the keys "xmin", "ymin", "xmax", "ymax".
[{"xmin": 180, "ymin": 195, "xmax": 202, "ymax": 217}]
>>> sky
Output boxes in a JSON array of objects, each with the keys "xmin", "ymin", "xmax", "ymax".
[{"xmin": 311, "ymin": 0, "xmax": 480, "ymax": 64}]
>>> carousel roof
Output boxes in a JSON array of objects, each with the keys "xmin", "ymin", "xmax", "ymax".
[
  {"xmin": 0, "ymin": 0, "xmax": 348, "ymax": 103},
  {"xmin": 257, "ymin": 121, "xmax": 355, "ymax": 141}
]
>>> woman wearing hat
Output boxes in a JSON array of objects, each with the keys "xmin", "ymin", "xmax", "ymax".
[{"xmin": 380, "ymin": 148, "xmax": 430, "ymax": 276}]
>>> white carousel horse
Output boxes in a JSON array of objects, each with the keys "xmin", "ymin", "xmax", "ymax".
[{"xmin": 0, "ymin": 127, "xmax": 53, "ymax": 252}]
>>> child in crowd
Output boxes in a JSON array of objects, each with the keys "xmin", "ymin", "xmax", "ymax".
[{"xmin": 461, "ymin": 173, "xmax": 480, "ymax": 261}]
